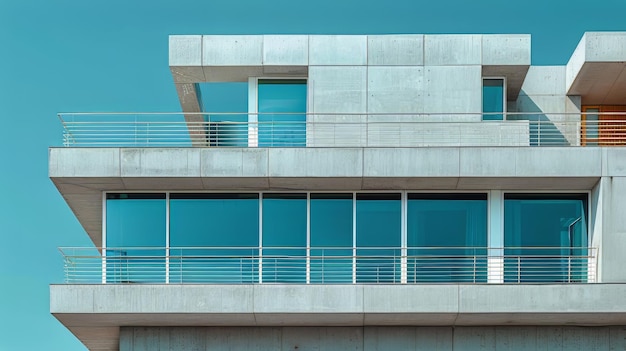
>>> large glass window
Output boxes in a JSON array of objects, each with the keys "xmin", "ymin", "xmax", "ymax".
[
  {"xmin": 101, "ymin": 191, "xmax": 592, "ymax": 285},
  {"xmin": 504, "ymin": 194, "xmax": 588, "ymax": 282},
  {"xmin": 105, "ymin": 193, "xmax": 166, "ymax": 283},
  {"xmin": 169, "ymin": 194, "xmax": 259, "ymax": 283},
  {"xmin": 407, "ymin": 194, "xmax": 488, "ymax": 282},
  {"xmin": 262, "ymin": 193, "xmax": 307, "ymax": 282},
  {"xmin": 356, "ymin": 193, "xmax": 401, "ymax": 283},
  {"xmin": 258, "ymin": 79, "xmax": 307, "ymax": 147},
  {"xmin": 483, "ymin": 78, "xmax": 505, "ymax": 121},
  {"xmin": 310, "ymin": 193, "xmax": 353, "ymax": 283}
]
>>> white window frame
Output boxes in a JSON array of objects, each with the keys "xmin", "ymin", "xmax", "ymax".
[{"xmin": 247, "ymin": 77, "xmax": 308, "ymax": 147}]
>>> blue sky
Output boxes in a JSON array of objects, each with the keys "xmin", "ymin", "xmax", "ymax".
[{"xmin": 0, "ymin": 0, "xmax": 625, "ymax": 349}]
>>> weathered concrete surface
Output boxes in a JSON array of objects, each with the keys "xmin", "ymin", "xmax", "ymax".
[
  {"xmin": 566, "ymin": 32, "xmax": 626, "ymax": 104},
  {"xmin": 49, "ymin": 147, "xmax": 616, "ymax": 246},
  {"xmin": 51, "ymin": 284, "xmax": 626, "ymax": 350},
  {"xmin": 118, "ymin": 326, "xmax": 626, "ymax": 351}
]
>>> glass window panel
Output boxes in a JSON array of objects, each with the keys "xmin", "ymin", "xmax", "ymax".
[
  {"xmin": 262, "ymin": 193, "xmax": 307, "ymax": 283},
  {"xmin": 169, "ymin": 193, "xmax": 259, "ymax": 283},
  {"xmin": 504, "ymin": 194, "xmax": 588, "ymax": 283},
  {"xmin": 105, "ymin": 193, "xmax": 166, "ymax": 283},
  {"xmin": 483, "ymin": 78, "xmax": 504, "ymax": 121},
  {"xmin": 310, "ymin": 193, "xmax": 353, "ymax": 283},
  {"xmin": 407, "ymin": 194, "xmax": 488, "ymax": 283},
  {"xmin": 356, "ymin": 193, "xmax": 401, "ymax": 283},
  {"xmin": 258, "ymin": 79, "xmax": 307, "ymax": 147}
]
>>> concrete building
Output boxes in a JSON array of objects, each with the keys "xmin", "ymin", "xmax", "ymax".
[{"xmin": 50, "ymin": 32, "xmax": 626, "ymax": 350}]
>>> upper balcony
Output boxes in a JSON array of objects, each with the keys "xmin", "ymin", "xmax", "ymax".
[{"xmin": 58, "ymin": 111, "xmax": 626, "ymax": 148}]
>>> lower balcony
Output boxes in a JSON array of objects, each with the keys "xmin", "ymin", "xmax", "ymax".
[
  {"xmin": 60, "ymin": 246, "xmax": 597, "ymax": 285},
  {"xmin": 51, "ymin": 283, "xmax": 626, "ymax": 351}
]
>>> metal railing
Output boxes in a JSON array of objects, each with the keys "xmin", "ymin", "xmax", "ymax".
[
  {"xmin": 57, "ymin": 112, "xmax": 626, "ymax": 148},
  {"xmin": 59, "ymin": 246, "xmax": 597, "ymax": 284}
]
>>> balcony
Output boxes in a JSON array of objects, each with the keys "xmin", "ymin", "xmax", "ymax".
[
  {"xmin": 58, "ymin": 112, "xmax": 626, "ymax": 148},
  {"xmin": 59, "ymin": 246, "xmax": 597, "ymax": 285}
]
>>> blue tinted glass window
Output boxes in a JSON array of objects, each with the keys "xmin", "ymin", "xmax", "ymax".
[
  {"xmin": 310, "ymin": 193, "xmax": 353, "ymax": 283},
  {"xmin": 262, "ymin": 193, "xmax": 307, "ymax": 282},
  {"xmin": 483, "ymin": 79, "xmax": 504, "ymax": 121},
  {"xmin": 356, "ymin": 193, "xmax": 401, "ymax": 283},
  {"xmin": 407, "ymin": 194, "xmax": 488, "ymax": 283},
  {"xmin": 258, "ymin": 80, "xmax": 307, "ymax": 147},
  {"xmin": 105, "ymin": 193, "xmax": 166, "ymax": 283},
  {"xmin": 169, "ymin": 194, "xmax": 259, "ymax": 283},
  {"xmin": 504, "ymin": 194, "xmax": 588, "ymax": 282}
]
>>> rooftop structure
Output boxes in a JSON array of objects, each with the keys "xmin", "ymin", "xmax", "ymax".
[{"xmin": 51, "ymin": 32, "xmax": 626, "ymax": 350}]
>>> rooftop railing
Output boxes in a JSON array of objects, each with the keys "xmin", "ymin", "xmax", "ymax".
[
  {"xmin": 57, "ymin": 112, "xmax": 626, "ymax": 148},
  {"xmin": 59, "ymin": 246, "xmax": 597, "ymax": 285}
]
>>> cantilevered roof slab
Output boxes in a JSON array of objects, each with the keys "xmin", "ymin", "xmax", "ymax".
[
  {"xmin": 50, "ymin": 147, "xmax": 611, "ymax": 247},
  {"xmin": 566, "ymin": 32, "xmax": 626, "ymax": 104},
  {"xmin": 169, "ymin": 34, "xmax": 530, "ymax": 112}
]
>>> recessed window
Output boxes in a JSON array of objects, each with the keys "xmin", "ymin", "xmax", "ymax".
[
  {"xmin": 407, "ymin": 193, "xmax": 488, "ymax": 283},
  {"xmin": 105, "ymin": 193, "xmax": 166, "ymax": 283},
  {"xmin": 504, "ymin": 193, "xmax": 588, "ymax": 282},
  {"xmin": 483, "ymin": 78, "xmax": 505, "ymax": 121},
  {"xmin": 258, "ymin": 79, "xmax": 307, "ymax": 147},
  {"xmin": 169, "ymin": 193, "xmax": 259, "ymax": 283},
  {"xmin": 356, "ymin": 193, "xmax": 402, "ymax": 283},
  {"xmin": 310, "ymin": 193, "xmax": 353, "ymax": 283},
  {"xmin": 262, "ymin": 193, "xmax": 307, "ymax": 283}
]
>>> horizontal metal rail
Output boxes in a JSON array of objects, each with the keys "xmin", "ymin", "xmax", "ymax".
[
  {"xmin": 57, "ymin": 112, "xmax": 626, "ymax": 147},
  {"xmin": 59, "ymin": 246, "xmax": 597, "ymax": 285}
]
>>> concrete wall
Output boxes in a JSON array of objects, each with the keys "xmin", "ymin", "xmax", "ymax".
[
  {"xmin": 119, "ymin": 326, "xmax": 626, "ymax": 351},
  {"xmin": 170, "ymin": 34, "xmax": 532, "ymax": 147},
  {"xmin": 306, "ymin": 35, "xmax": 523, "ymax": 146},
  {"xmin": 595, "ymin": 160, "xmax": 626, "ymax": 282},
  {"xmin": 515, "ymin": 66, "xmax": 581, "ymax": 146}
]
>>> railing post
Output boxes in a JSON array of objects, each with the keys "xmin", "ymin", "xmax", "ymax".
[
  {"xmin": 568, "ymin": 256, "xmax": 572, "ymax": 283},
  {"xmin": 306, "ymin": 247, "xmax": 310, "ymax": 285},
  {"xmin": 101, "ymin": 249, "xmax": 106, "ymax": 284},
  {"xmin": 321, "ymin": 250, "xmax": 325, "ymax": 284},
  {"xmin": 473, "ymin": 255, "xmax": 477, "ymax": 283},
  {"xmin": 165, "ymin": 248, "xmax": 170, "ymax": 284}
]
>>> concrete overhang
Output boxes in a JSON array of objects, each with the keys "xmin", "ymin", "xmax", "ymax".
[
  {"xmin": 169, "ymin": 34, "xmax": 530, "ymax": 111},
  {"xmin": 566, "ymin": 32, "xmax": 626, "ymax": 105},
  {"xmin": 51, "ymin": 284, "xmax": 626, "ymax": 351},
  {"xmin": 482, "ymin": 35, "xmax": 531, "ymax": 101},
  {"xmin": 48, "ymin": 146, "xmax": 619, "ymax": 247},
  {"xmin": 169, "ymin": 35, "xmax": 308, "ymax": 116}
]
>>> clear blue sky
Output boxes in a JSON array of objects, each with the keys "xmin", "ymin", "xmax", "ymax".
[{"xmin": 0, "ymin": 0, "xmax": 624, "ymax": 349}]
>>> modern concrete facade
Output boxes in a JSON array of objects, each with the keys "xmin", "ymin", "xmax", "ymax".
[{"xmin": 51, "ymin": 33, "xmax": 626, "ymax": 350}]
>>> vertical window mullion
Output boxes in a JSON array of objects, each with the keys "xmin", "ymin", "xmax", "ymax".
[
  {"xmin": 259, "ymin": 192, "xmax": 263, "ymax": 284},
  {"xmin": 306, "ymin": 192, "xmax": 311, "ymax": 284},
  {"xmin": 165, "ymin": 192, "xmax": 170, "ymax": 284},
  {"xmin": 401, "ymin": 191, "xmax": 407, "ymax": 284},
  {"xmin": 101, "ymin": 192, "xmax": 107, "ymax": 284},
  {"xmin": 352, "ymin": 192, "xmax": 357, "ymax": 285}
]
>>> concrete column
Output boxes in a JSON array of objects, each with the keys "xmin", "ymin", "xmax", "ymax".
[{"xmin": 598, "ymin": 176, "xmax": 626, "ymax": 282}]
